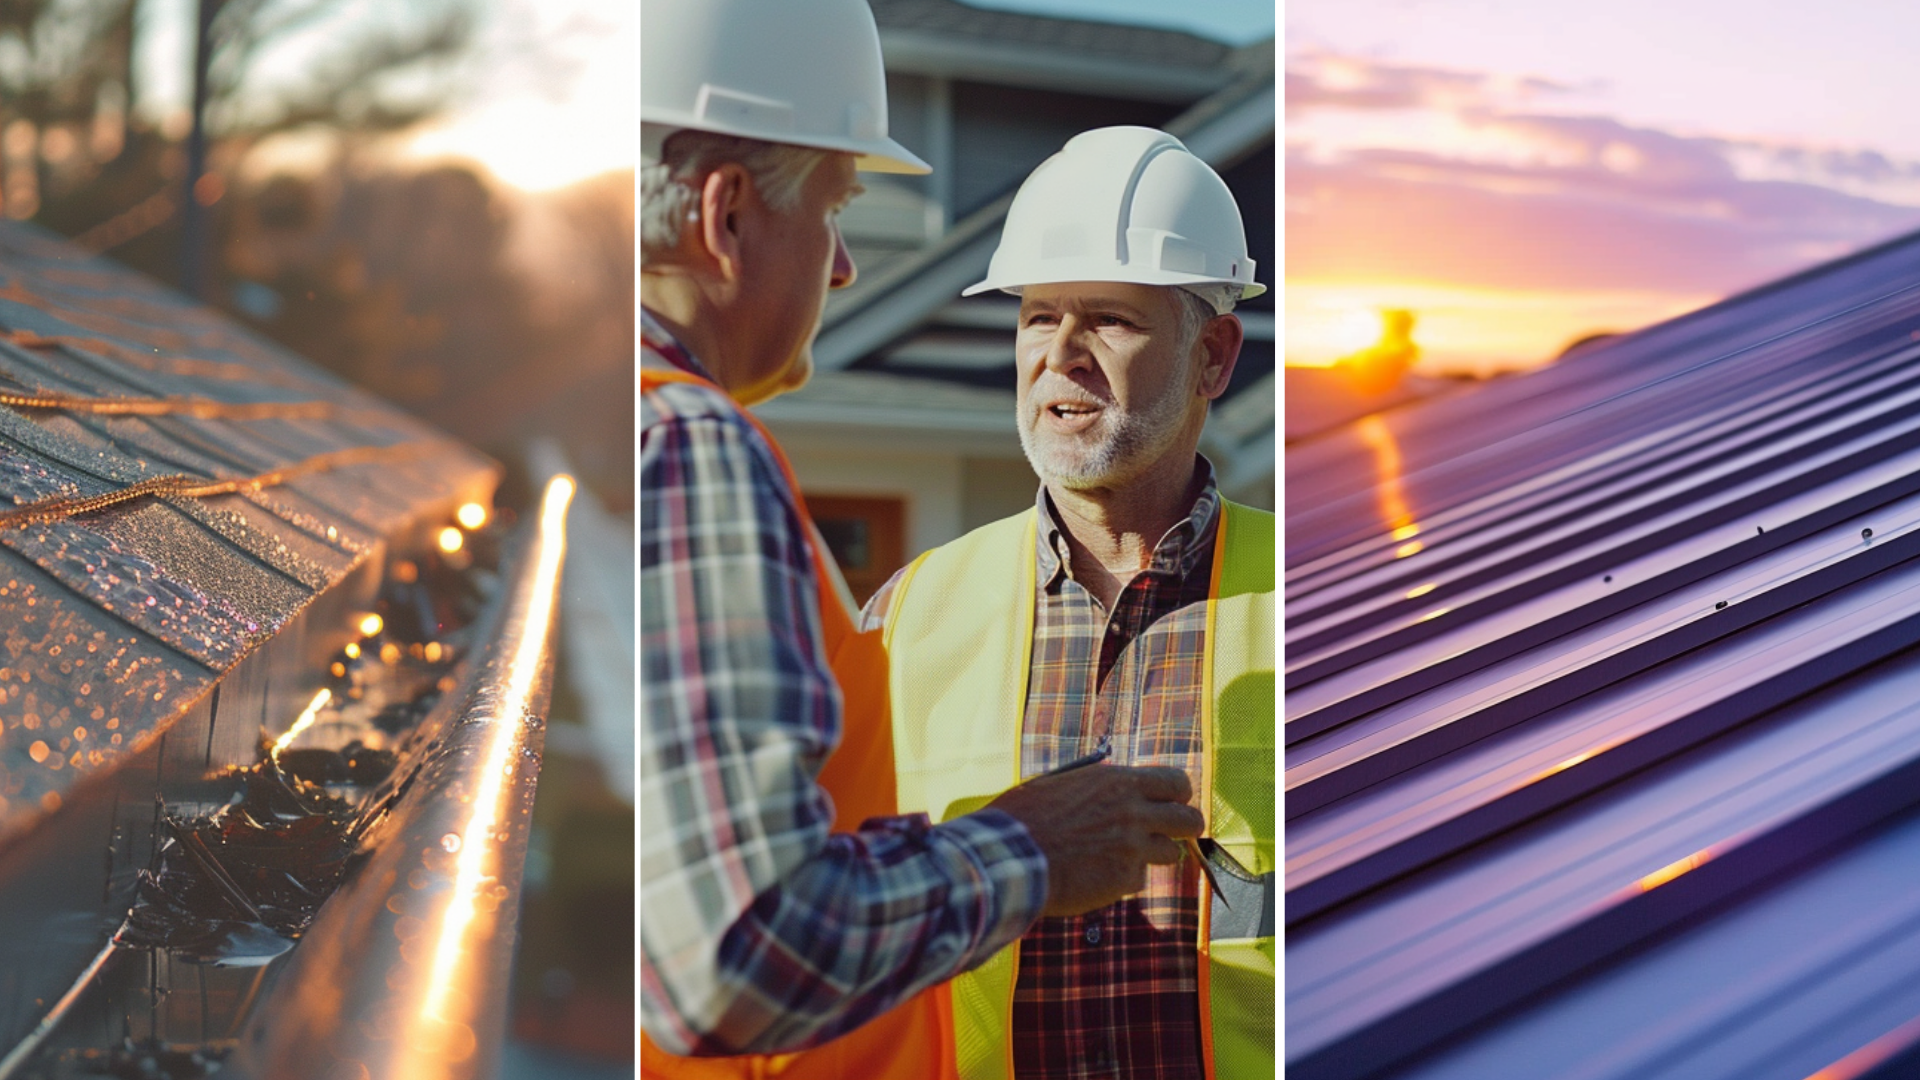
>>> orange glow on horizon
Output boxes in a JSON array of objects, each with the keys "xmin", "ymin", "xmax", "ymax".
[{"xmin": 1286, "ymin": 279, "xmax": 1710, "ymax": 377}]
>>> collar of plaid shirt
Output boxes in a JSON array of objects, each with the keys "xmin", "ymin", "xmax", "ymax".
[
  {"xmin": 1015, "ymin": 467, "xmax": 1221, "ymax": 1080},
  {"xmin": 1033, "ymin": 467, "xmax": 1221, "ymax": 589},
  {"xmin": 641, "ymin": 307, "xmax": 708, "ymax": 380}
]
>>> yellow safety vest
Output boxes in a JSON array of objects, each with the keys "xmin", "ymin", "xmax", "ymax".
[{"xmin": 881, "ymin": 501, "xmax": 1275, "ymax": 1080}]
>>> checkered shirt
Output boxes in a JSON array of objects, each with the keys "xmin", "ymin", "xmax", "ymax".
[
  {"xmin": 640, "ymin": 309, "xmax": 1048, "ymax": 1056},
  {"xmin": 865, "ymin": 472, "xmax": 1220, "ymax": 1080}
]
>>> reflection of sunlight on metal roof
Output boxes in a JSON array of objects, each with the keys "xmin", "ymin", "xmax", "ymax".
[
  {"xmin": 1636, "ymin": 848, "xmax": 1712, "ymax": 893},
  {"xmin": 1356, "ymin": 415, "xmax": 1419, "ymax": 544}
]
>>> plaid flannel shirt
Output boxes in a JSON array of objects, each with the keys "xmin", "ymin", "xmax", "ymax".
[
  {"xmin": 640, "ymin": 309, "xmax": 1048, "ymax": 1056},
  {"xmin": 865, "ymin": 472, "xmax": 1220, "ymax": 1080}
]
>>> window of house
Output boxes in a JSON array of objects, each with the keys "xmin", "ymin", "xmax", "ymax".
[{"xmin": 808, "ymin": 495, "xmax": 906, "ymax": 607}]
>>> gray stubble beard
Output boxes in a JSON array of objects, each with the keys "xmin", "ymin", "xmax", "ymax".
[{"xmin": 1017, "ymin": 376, "xmax": 1191, "ymax": 491}]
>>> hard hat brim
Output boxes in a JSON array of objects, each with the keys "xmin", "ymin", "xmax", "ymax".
[
  {"xmin": 851, "ymin": 139, "xmax": 932, "ymax": 175},
  {"xmin": 642, "ymin": 114, "xmax": 930, "ymax": 175},
  {"xmin": 962, "ymin": 268, "xmax": 1267, "ymax": 301}
]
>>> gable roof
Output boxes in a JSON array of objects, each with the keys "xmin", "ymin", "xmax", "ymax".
[
  {"xmin": 871, "ymin": 0, "xmax": 1242, "ymax": 101},
  {"xmin": 812, "ymin": 47, "xmax": 1275, "ymax": 373}
]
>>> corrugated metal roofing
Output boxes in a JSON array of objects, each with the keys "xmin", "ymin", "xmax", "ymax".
[{"xmin": 1285, "ymin": 227, "xmax": 1920, "ymax": 1080}]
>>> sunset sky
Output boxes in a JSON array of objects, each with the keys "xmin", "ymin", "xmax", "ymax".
[
  {"xmin": 400, "ymin": 0, "xmax": 635, "ymax": 191},
  {"xmin": 1287, "ymin": 1, "xmax": 1920, "ymax": 375},
  {"xmin": 137, "ymin": 0, "xmax": 635, "ymax": 192}
]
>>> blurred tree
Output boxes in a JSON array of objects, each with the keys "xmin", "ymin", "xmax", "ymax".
[
  {"xmin": 7, "ymin": 0, "xmax": 636, "ymax": 510},
  {"xmin": 0, "ymin": 0, "xmax": 136, "ymax": 221},
  {"xmin": 226, "ymin": 164, "xmax": 535, "ymax": 415},
  {"xmin": 181, "ymin": 0, "xmax": 472, "ymax": 294},
  {"xmin": 14, "ymin": 0, "xmax": 472, "ymax": 272},
  {"xmin": 198, "ymin": 0, "xmax": 471, "ymax": 139},
  {"xmin": 217, "ymin": 161, "xmax": 637, "ymax": 505},
  {"xmin": 4, "ymin": 10, "xmax": 636, "ymax": 1068}
]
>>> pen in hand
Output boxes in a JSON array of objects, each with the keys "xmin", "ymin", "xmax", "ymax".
[
  {"xmin": 1038, "ymin": 734, "xmax": 1112, "ymax": 778},
  {"xmin": 1031, "ymin": 737, "xmax": 1224, "ymax": 904}
]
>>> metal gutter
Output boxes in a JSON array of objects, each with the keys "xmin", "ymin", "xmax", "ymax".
[{"xmin": 222, "ymin": 477, "xmax": 573, "ymax": 1080}]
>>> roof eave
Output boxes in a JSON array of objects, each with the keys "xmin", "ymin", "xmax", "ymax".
[
  {"xmin": 879, "ymin": 29, "xmax": 1231, "ymax": 102},
  {"xmin": 814, "ymin": 64, "xmax": 1276, "ymax": 372}
]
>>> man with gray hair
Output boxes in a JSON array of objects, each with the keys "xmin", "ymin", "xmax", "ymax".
[
  {"xmin": 640, "ymin": 5, "xmax": 1207, "ymax": 1075},
  {"xmin": 866, "ymin": 126, "xmax": 1277, "ymax": 1078}
]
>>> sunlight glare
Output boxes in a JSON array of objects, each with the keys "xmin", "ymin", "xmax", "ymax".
[
  {"xmin": 397, "ymin": 475, "xmax": 572, "ymax": 1079},
  {"xmin": 272, "ymin": 689, "xmax": 332, "ymax": 761}
]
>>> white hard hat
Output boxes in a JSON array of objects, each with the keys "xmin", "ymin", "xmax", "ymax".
[
  {"xmin": 642, "ymin": 0, "xmax": 930, "ymax": 175},
  {"xmin": 964, "ymin": 127, "xmax": 1265, "ymax": 306}
]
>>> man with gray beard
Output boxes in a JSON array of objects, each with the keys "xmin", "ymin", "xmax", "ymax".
[{"xmin": 861, "ymin": 127, "xmax": 1277, "ymax": 1079}]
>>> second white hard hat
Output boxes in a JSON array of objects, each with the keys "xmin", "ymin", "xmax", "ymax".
[
  {"xmin": 641, "ymin": 0, "xmax": 929, "ymax": 175},
  {"xmin": 964, "ymin": 127, "xmax": 1264, "ymax": 308}
]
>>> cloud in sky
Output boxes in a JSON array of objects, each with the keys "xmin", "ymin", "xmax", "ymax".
[
  {"xmin": 1286, "ymin": 56, "xmax": 1575, "ymax": 116},
  {"xmin": 1287, "ymin": 52, "xmax": 1920, "ymax": 373}
]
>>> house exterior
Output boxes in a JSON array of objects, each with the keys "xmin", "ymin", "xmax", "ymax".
[{"xmin": 752, "ymin": 0, "xmax": 1276, "ymax": 601}]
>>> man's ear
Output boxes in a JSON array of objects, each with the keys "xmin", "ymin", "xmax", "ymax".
[
  {"xmin": 1196, "ymin": 313, "xmax": 1244, "ymax": 401},
  {"xmin": 698, "ymin": 164, "xmax": 753, "ymax": 282}
]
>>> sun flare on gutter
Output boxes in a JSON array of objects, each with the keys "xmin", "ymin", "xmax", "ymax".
[
  {"xmin": 398, "ymin": 474, "xmax": 572, "ymax": 1076},
  {"xmin": 271, "ymin": 689, "xmax": 332, "ymax": 762}
]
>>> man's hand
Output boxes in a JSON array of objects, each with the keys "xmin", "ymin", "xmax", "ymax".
[{"xmin": 983, "ymin": 765, "xmax": 1205, "ymax": 917}]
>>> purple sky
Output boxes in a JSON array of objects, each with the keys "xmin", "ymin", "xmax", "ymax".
[{"xmin": 1286, "ymin": 2, "xmax": 1920, "ymax": 373}]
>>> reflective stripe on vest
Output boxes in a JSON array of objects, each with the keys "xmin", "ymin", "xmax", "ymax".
[
  {"xmin": 640, "ymin": 366, "xmax": 956, "ymax": 1080},
  {"xmin": 883, "ymin": 501, "xmax": 1276, "ymax": 1080}
]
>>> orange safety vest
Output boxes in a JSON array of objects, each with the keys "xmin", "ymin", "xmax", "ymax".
[{"xmin": 640, "ymin": 365, "xmax": 958, "ymax": 1080}]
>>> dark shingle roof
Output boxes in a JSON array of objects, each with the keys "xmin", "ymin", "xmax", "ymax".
[{"xmin": 0, "ymin": 221, "xmax": 492, "ymax": 842}]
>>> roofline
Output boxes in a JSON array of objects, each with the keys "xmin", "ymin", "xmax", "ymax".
[
  {"xmin": 1556, "ymin": 219, "xmax": 1920, "ymax": 375},
  {"xmin": 814, "ymin": 63, "xmax": 1276, "ymax": 372},
  {"xmin": 879, "ymin": 29, "xmax": 1233, "ymax": 102},
  {"xmin": 753, "ymin": 389, "xmax": 1021, "ymax": 457}
]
